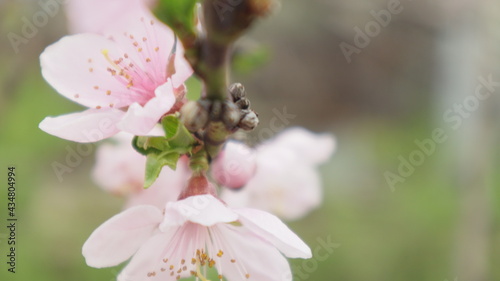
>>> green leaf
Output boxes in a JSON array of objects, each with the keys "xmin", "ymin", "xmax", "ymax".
[
  {"xmin": 162, "ymin": 115, "xmax": 181, "ymax": 139},
  {"xmin": 154, "ymin": 0, "xmax": 198, "ymax": 47},
  {"xmin": 133, "ymin": 116, "xmax": 198, "ymax": 187},
  {"xmin": 144, "ymin": 151, "xmax": 181, "ymax": 188},
  {"xmin": 145, "ymin": 136, "xmax": 172, "ymax": 151},
  {"xmin": 161, "ymin": 115, "xmax": 196, "ymax": 147},
  {"xmin": 132, "ymin": 136, "xmax": 158, "ymax": 155}
]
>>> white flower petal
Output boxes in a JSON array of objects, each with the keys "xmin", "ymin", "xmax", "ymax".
[
  {"xmin": 270, "ymin": 127, "xmax": 336, "ymax": 165},
  {"xmin": 39, "ymin": 108, "xmax": 125, "ymax": 142},
  {"xmin": 83, "ymin": 205, "xmax": 163, "ymax": 268},
  {"xmin": 215, "ymin": 224, "xmax": 293, "ymax": 281},
  {"xmin": 117, "ymin": 232, "xmax": 174, "ymax": 281},
  {"xmin": 160, "ymin": 195, "xmax": 238, "ymax": 230},
  {"xmin": 40, "ymin": 33, "xmax": 135, "ymax": 109},
  {"xmin": 235, "ymin": 208, "xmax": 312, "ymax": 258},
  {"xmin": 65, "ymin": 0, "xmax": 155, "ymax": 34},
  {"xmin": 117, "ymin": 82, "xmax": 176, "ymax": 135},
  {"xmin": 243, "ymin": 162, "xmax": 322, "ymax": 221}
]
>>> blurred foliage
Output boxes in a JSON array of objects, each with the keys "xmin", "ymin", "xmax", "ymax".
[{"xmin": 232, "ymin": 45, "xmax": 270, "ymax": 75}]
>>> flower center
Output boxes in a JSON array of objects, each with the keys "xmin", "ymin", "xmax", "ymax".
[
  {"xmin": 146, "ymin": 223, "xmax": 250, "ymax": 281},
  {"xmin": 90, "ymin": 18, "xmax": 171, "ymax": 107}
]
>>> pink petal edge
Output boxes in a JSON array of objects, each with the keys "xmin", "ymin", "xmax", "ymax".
[
  {"xmin": 82, "ymin": 205, "xmax": 163, "ymax": 268},
  {"xmin": 39, "ymin": 108, "xmax": 125, "ymax": 143}
]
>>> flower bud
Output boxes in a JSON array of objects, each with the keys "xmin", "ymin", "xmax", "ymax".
[
  {"xmin": 178, "ymin": 173, "xmax": 217, "ymax": 200},
  {"xmin": 180, "ymin": 100, "xmax": 209, "ymax": 132},
  {"xmin": 235, "ymin": 98, "xmax": 250, "ymax": 109},
  {"xmin": 238, "ymin": 109, "xmax": 259, "ymax": 131},
  {"xmin": 229, "ymin": 83, "xmax": 246, "ymax": 101},
  {"xmin": 221, "ymin": 101, "xmax": 242, "ymax": 130},
  {"xmin": 211, "ymin": 141, "xmax": 257, "ymax": 189}
]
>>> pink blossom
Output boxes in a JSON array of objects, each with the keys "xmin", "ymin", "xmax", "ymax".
[
  {"xmin": 92, "ymin": 132, "xmax": 190, "ymax": 209},
  {"xmin": 65, "ymin": 0, "xmax": 156, "ymax": 34},
  {"xmin": 39, "ymin": 13, "xmax": 192, "ymax": 142},
  {"xmin": 65, "ymin": 0, "xmax": 205, "ymax": 37},
  {"xmin": 221, "ymin": 127, "xmax": 336, "ymax": 220},
  {"xmin": 211, "ymin": 141, "xmax": 257, "ymax": 189},
  {"xmin": 82, "ymin": 194, "xmax": 311, "ymax": 281}
]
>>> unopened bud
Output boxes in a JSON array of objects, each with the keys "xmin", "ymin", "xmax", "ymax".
[
  {"xmin": 221, "ymin": 101, "xmax": 242, "ymax": 130},
  {"xmin": 178, "ymin": 173, "xmax": 217, "ymax": 200},
  {"xmin": 235, "ymin": 98, "xmax": 250, "ymax": 109},
  {"xmin": 229, "ymin": 83, "xmax": 246, "ymax": 101},
  {"xmin": 238, "ymin": 109, "xmax": 259, "ymax": 131},
  {"xmin": 180, "ymin": 100, "xmax": 209, "ymax": 132}
]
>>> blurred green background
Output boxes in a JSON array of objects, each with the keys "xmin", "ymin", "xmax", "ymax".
[{"xmin": 1, "ymin": 0, "xmax": 500, "ymax": 281}]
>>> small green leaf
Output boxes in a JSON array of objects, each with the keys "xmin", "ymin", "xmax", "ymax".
[
  {"xmin": 132, "ymin": 136, "xmax": 159, "ymax": 155},
  {"xmin": 161, "ymin": 115, "xmax": 196, "ymax": 147},
  {"xmin": 162, "ymin": 115, "xmax": 181, "ymax": 139},
  {"xmin": 144, "ymin": 151, "xmax": 181, "ymax": 188},
  {"xmin": 145, "ymin": 136, "xmax": 171, "ymax": 151},
  {"xmin": 159, "ymin": 151, "xmax": 181, "ymax": 170},
  {"xmin": 154, "ymin": 0, "xmax": 198, "ymax": 47},
  {"xmin": 144, "ymin": 153, "xmax": 163, "ymax": 188},
  {"xmin": 134, "ymin": 116, "xmax": 197, "ymax": 187}
]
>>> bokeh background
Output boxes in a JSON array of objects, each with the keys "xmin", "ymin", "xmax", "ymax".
[{"xmin": 1, "ymin": 0, "xmax": 500, "ymax": 281}]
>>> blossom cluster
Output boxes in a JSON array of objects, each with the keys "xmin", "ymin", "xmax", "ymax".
[{"xmin": 38, "ymin": 1, "xmax": 335, "ymax": 280}]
